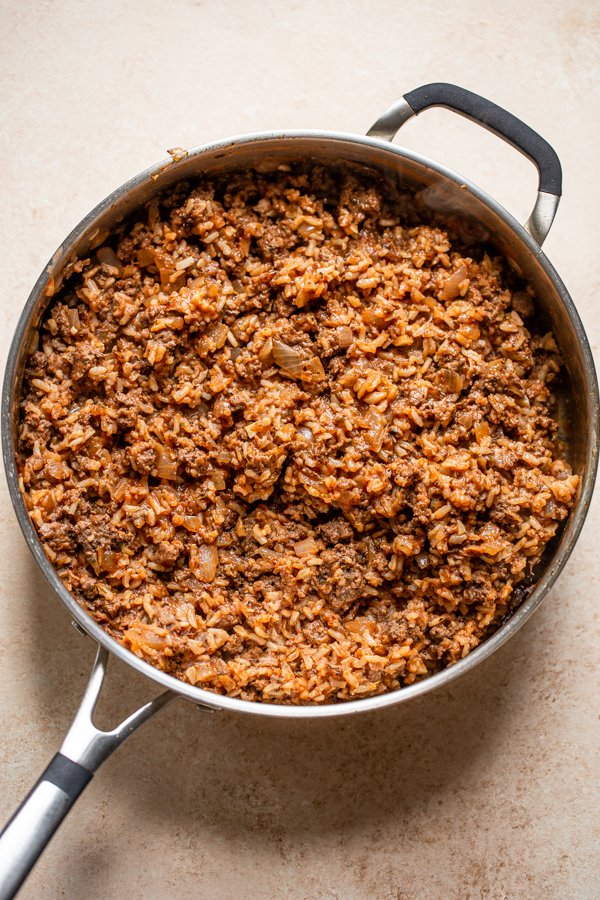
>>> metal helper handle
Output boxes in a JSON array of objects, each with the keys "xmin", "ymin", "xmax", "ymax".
[
  {"xmin": 0, "ymin": 645, "xmax": 175, "ymax": 899},
  {"xmin": 367, "ymin": 82, "xmax": 562, "ymax": 247}
]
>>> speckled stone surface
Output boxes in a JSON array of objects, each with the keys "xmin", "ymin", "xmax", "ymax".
[{"xmin": 1, "ymin": 2, "xmax": 599, "ymax": 897}]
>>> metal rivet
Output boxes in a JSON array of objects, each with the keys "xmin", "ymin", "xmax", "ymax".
[{"xmin": 71, "ymin": 620, "xmax": 88, "ymax": 638}]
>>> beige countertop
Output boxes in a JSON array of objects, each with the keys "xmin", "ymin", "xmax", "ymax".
[{"xmin": 1, "ymin": 1, "xmax": 599, "ymax": 897}]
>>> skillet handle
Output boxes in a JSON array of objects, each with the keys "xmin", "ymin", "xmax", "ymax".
[
  {"xmin": 0, "ymin": 645, "xmax": 174, "ymax": 899},
  {"xmin": 0, "ymin": 758, "xmax": 93, "ymax": 900},
  {"xmin": 367, "ymin": 82, "xmax": 562, "ymax": 247}
]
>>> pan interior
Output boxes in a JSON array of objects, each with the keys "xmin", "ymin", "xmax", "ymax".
[{"xmin": 3, "ymin": 132, "xmax": 598, "ymax": 717}]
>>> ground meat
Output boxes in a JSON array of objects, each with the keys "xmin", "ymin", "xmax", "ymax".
[
  {"xmin": 129, "ymin": 442, "xmax": 157, "ymax": 475},
  {"xmin": 317, "ymin": 518, "xmax": 355, "ymax": 543},
  {"xmin": 153, "ymin": 540, "xmax": 183, "ymax": 570},
  {"xmin": 17, "ymin": 163, "xmax": 578, "ymax": 704}
]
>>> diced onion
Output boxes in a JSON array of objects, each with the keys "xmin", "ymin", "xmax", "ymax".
[
  {"xmin": 155, "ymin": 446, "xmax": 178, "ymax": 480},
  {"xmin": 179, "ymin": 515, "xmax": 203, "ymax": 533},
  {"xmin": 272, "ymin": 340, "xmax": 302, "ymax": 375},
  {"xmin": 364, "ymin": 409, "xmax": 385, "ymax": 452},
  {"xmin": 97, "ymin": 246, "xmax": 121, "ymax": 270},
  {"xmin": 258, "ymin": 338, "xmax": 273, "ymax": 365},
  {"xmin": 191, "ymin": 544, "xmax": 219, "ymax": 582},
  {"xmin": 439, "ymin": 368, "xmax": 464, "ymax": 393},
  {"xmin": 301, "ymin": 357, "xmax": 325, "ymax": 383},
  {"xmin": 474, "ymin": 422, "xmax": 490, "ymax": 442},
  {"xmin": 337, "ymin": 326, "xmax": 353, "ymax": 348},
  {"xmin": 294, "ymin": 537, "xmax": 318, "ymax": 557},
  {"xmin": 440, "ymin": 264, "xmax": 468, "ymax": 300},
  {"xmin": 45, "ymin": 458, "xmax": 69, "ymax": 482},
  {"xmin": 212, "ymin": 471, "xmax": 226, "ymax": 490},
  {"xmin": 297, "ymin": 425, "xmax": 313, "ymax": 442},
  {"xmin": 136, "ymin": 248, "xmax": 155, "ymax": 266}
]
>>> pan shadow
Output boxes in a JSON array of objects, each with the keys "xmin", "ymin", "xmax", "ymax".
[
  {"xmin": 15, "ymin": 552, "xmax": 551, "ymax": 894},
  {"xmin": 22, "ymin": 557, "xmax": 543, "ymax": 831}
]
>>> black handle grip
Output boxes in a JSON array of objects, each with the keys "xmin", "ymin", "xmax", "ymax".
[
  {"xmin": 40, "ymin": 753, "xmax": 94, "ymax": 799},
  {"xmin": 0, "ymin": 754, "xmax": 93, "ymax": 899},
  {"xmin": 403, "ymin": 83, "xmax": 562, "ymax": 197},
  {"xmin": 0, "ymin": 753, "xmax": 93, "ymax": 837}
]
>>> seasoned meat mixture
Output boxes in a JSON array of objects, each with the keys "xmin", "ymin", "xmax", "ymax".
[{"xmin": 17, "ymin": 164, "xmax": 578, "ymax": 703}]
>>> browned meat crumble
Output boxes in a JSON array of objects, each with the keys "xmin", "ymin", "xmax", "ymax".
[{"xmin": 17, "ymin": 164, "xmax": 578, "ymax": 703}]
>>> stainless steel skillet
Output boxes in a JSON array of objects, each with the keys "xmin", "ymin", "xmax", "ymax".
[{"xmin": 1, "ymin": 83, "xmax": 597, "ymax": 898}]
